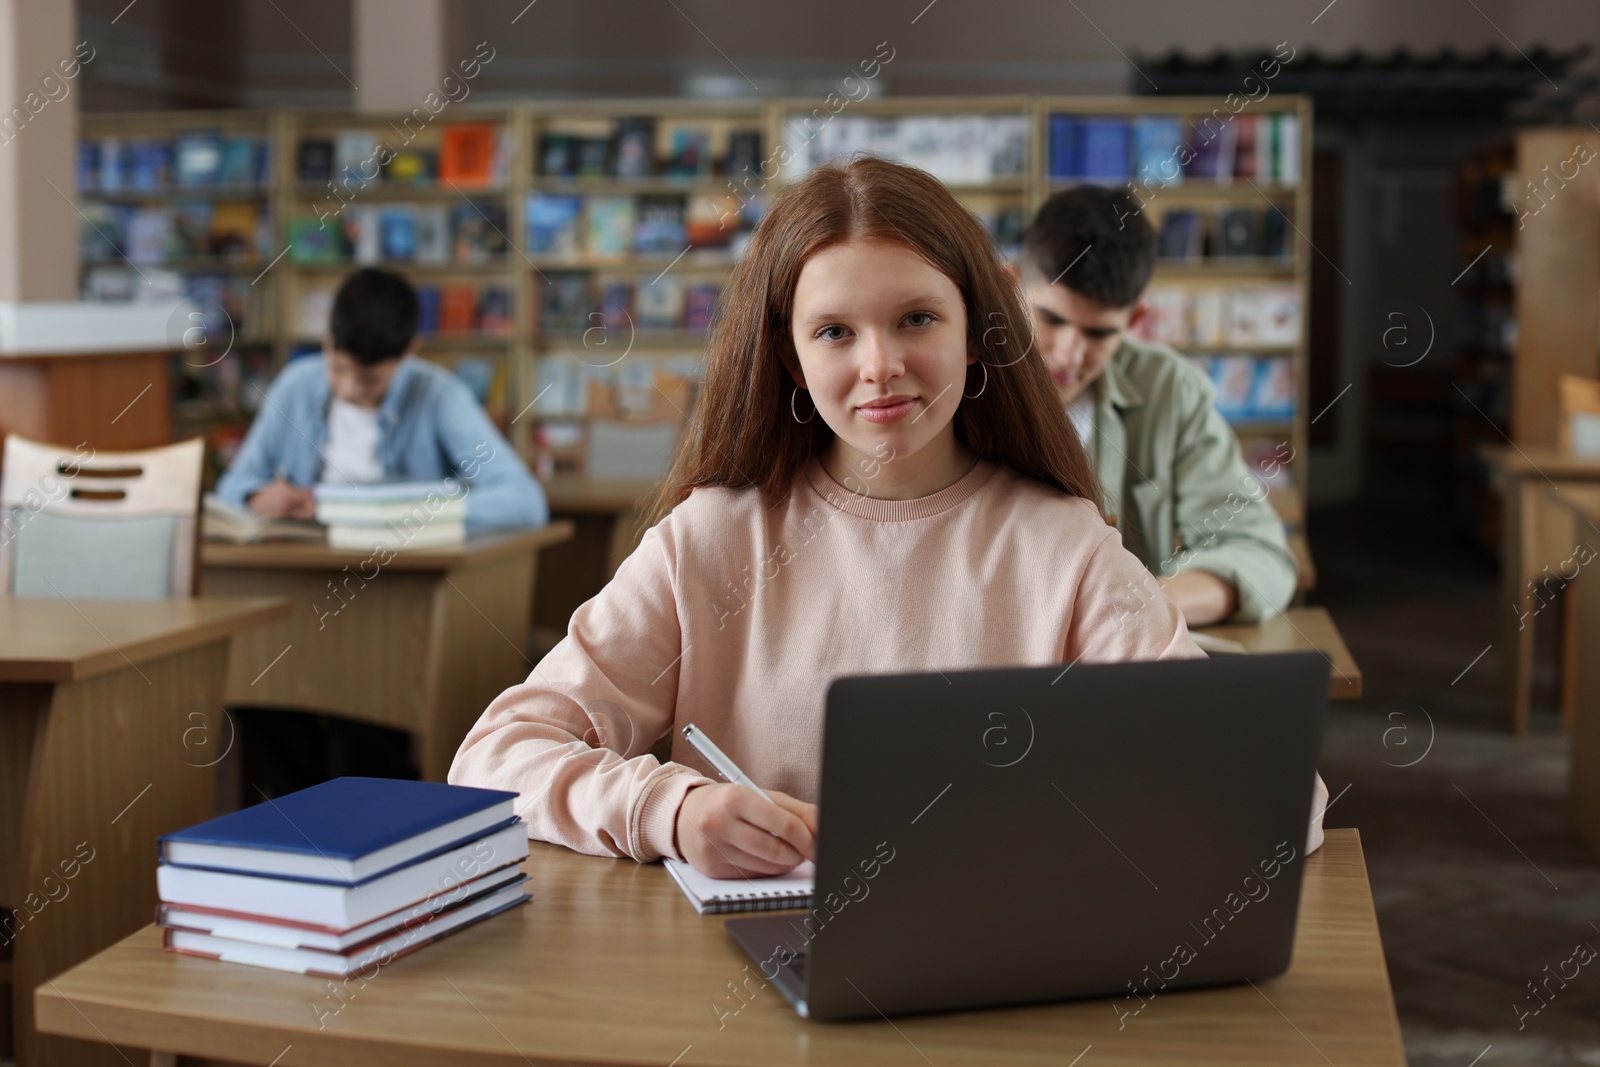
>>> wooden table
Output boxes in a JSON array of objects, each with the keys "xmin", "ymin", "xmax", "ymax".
[
  {"xmin": 1481, "ymin": 446, "xmax": 1600, "ymax": 732},
  {"xmin": 1196, "ymin": 605, "xmax": 1363, "ymax": 699},
  {"xmin": 200, "ymin": 525, "xmax": 574, "ymax": 784},
  {"xmin": 0, "ymin": 596, "xmax": 288, "ymax": 1067},
  {"xmin": 36, "ymin": 829, "xmax": 1402, "ymax": 1067},
  {"xmin": 1545, "ymin": 486, "xmax": 1600, "ymax": 856}
]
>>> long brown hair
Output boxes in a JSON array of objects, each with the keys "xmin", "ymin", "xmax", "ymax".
[{"xmin": 641, "ymin": 155, "xmax": 1100, "ymax": 528}]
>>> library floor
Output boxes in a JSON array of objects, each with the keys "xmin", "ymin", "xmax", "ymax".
[{"xmin": 1311, "ymin": 502, "xmax": 1600, "ymax": 1067}]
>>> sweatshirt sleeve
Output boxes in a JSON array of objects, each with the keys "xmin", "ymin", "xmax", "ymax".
[
  {"xmin": 1067, "ymin": 526, "xmax": 1205, "ymax": 664},
  {"xmin": 447, "ymin": 515, "xmax": 713, "ymax": 861}
]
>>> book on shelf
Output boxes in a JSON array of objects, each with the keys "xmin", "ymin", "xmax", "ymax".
[
  {"xmin": 1156, "ymin": 209, "xmax": 1204, "ymax": 262},
  {"xmin": 202, "ymin": 494, "xmax": 325, "ymax": 545},
  {"xmin": 686, "ymin": 194, "xmax": 738, "ymax": 248},
  {"xmin": 1187, "ymin": 353, "xmax": 1295, "ymax": 426},
  {"xmin": 785, "ymin": 112, "xmax": 1029, "ymax": 184},
  {"xmin": 725, "ymin": 129, "xmax": 763, "ymax": 178},
  {"xmin": 664, "ymin": 125, "xmax": 710, "ymax": 178},
  {"xmin": 1132, "ymin": 115, "xmax": 1185, "ymax": 187},
  {"xmin": 438, "ymin": 284, "xmax": 480, "ymax": 333},
  {"xmin": 576, "ymin": 135, "xmax": 612, "ymax": 178},
  {"xmin": 635, "ymin": 274, "xmax": 685, "ymax": 331},
  {"xmin": 286, "ymin": 216, "xmax": 346, "ymax": 264},
  {"xmin": 478, "ymin": 286, "xmax": 511, "ymax": 335},
  {"xmin": 173, "ymin": 131, "xmax": 224, "ymax": 187},
  {"xmin": 1137, "ymin": 287, "xmax": 1190, "ymax": 346},
  {"xmin": 379, "ymin": 207, "xmax": 419, "ymax": 261},
  {"xmin": 586, "ymin": 196, "xmax": 637, "ymax": 257},
  {"xmin": 1185, "ymin": 119, "xmax": 1238, "ymax": 182},
  {"xmin": 297, "ymin": 138, "xmax": 335, "ymax": 183},
  {"xmin": 598, "ymin": 276, "xmax": 632, "ymax": 332},
  {"xmin": 538, "ymin": 273, "xmax": 593, "ymax": 335},
  {"xmin": 1227, "ymin": 285, "xmax": 1300, "ymax": 346},
  {"xmin": 525, "ymin": 193, "xmax": 584, "ymax": 254},
  {"xmin": 383, "ymin": 146, "xmax": 437, "ymax": 185},
  {"xmin": 634, "ymin": 195, "xmax": 687, "ymax": 254},
  {"xmin": 415, "ymin": 285, "xmax": 440, "ymax": 334},
  {"xmin": 685, "ymin": 282, "xmax": 720, "ymax": 333},
  {"xmin": 1234, "ymin": 114, "xmax": 1261, "ymax": 180},
  {"xmin": 1216, "ymin": 207, "xmax": 1260, "ymax": 257},
  {"xmin": 612, "ymin": 117, "xmax": 657, "ymax": 179},
  {"xmin": 335, "ymin": 130, "xmax": 379, "ymax": 183},
  {"xmin": 1129, "ymin": 284, "xmax": 1302, "ymax": 349},
  {"xmin": 439, "ymin": 124, "xmax": 499, "ymax": 186},
  {"xmin": 449, "ymin": 201, "xmax": 508, "ymax": 263},
  {"xmin": 1080, "ymin": 116, "xmax": 1130, "ymax": 180},
  {"xmin": 414, "ymin": 205, "xmax": 450, "ymax": 263}
]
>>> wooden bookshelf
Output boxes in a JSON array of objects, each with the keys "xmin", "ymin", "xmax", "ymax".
[
  {"xmin": 1031, "ymin": 95, "xmax": 1314, "ymax": 501},
  {"xmin": 78, "ymin": 95, "xmax": 1314, "ymax": 510}
]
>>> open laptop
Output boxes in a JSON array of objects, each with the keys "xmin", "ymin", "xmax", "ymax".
[{"xmin": 726, "ymin": 651, "xmax": 1329, "ymax": 1021}]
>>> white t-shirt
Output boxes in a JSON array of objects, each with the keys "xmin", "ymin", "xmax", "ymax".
[
  {"xmin": 320, "ymin": 399, "xmax": 384, "ymax": 485},
  {"xmin": 1066, "ymin": 389, "xmax": 1096, "ymax": 450}
]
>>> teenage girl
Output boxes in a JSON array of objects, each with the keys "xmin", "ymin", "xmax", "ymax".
[{"xmin": 450, "ymin": 156, "xmax": 1324, "ymax": 876}]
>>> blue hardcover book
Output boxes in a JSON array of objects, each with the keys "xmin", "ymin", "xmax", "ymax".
[
  {"xmin": 76, "ymin": 139, "xmax": 99, "ymax": 192},
  {"xmin": 174, "ymin": 131, "xmax": 225, "ymax": 187},
  {"xmin": 1080, "ymin": 117, "xmax": 1129, "ymax": 181},
  {"xmin": 159, "ymin": 777, "xmax": 520, "ymax": 883},
  {"xmin": 379, "ymin": 207, "xmax": 418, "ymax": 261},
  {"xmin": 1132, "ymin": 115, "xmax": 1185, "ymax": 187},
  {"xmin": 415, "ymin": 285, "xmax": 441, "ymax": 334},
  {"xmin": 1048, "ymin": 114, "xmax": 1081, "ymax": 179}
]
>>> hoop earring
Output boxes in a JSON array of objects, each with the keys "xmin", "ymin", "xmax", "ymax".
[
  {"xmin": 962, "ymin": 360, "xmax": 988, "ymax": 400},
  {"xmin": 790, "ymin": 386, "xmax": 815, "ymax": 424}
]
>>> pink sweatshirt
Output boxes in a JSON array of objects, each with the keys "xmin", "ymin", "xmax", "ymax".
[{"xmin": 449, "ymin": 455, "xmax": 1326, "ymax": 860}]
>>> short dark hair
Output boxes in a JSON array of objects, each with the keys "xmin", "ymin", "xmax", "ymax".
[
  {"xmin": 1021, "ymin": 186, "xmax": 1157, "ymax": 309},
  {"xmin": 329, "ymin": 268, "xmax": 419, "ymax": 365}
]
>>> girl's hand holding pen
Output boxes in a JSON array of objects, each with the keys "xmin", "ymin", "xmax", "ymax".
[{"xmin": 675, "ymin": 784, "xmax": 818, "ymax": 879}]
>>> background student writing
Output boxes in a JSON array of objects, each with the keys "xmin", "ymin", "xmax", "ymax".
[
  {"xmin": 1012, "ymin": 187, "xmax": 1298, "ymax": 626},
  {"xmin": 214, "ymin": 266, "xmax": 548, "ymax": 532},
  {"xmin": 450, "ymin": 157, "xmax": 1325, "ymax": 878}
]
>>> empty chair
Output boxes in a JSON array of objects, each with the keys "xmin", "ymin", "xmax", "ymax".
[{"xmin": 0, "ymin": 435, "xmax": 205, "ymax": 598}]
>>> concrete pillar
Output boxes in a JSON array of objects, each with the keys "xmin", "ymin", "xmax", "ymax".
[
  {"xmin": 352, "ymin": 0, "xmax": 447, "ymax": 113},
  {"xmin": 0, "ymin": 0, "xmax": 80, "ymax": 302}
]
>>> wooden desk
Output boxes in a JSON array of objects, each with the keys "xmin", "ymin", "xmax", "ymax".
[
  {"xmin": 1545, "ymin": 486, "xmax": 1600, "ymax": 856},
  {"xmin": 1481, "ymin": 446, "xmax": 1600, "ymax": 732},
  {"xmin": 1196, "ymin": 605, "xmax": 1363, "ymax": 699},
  {"xmin": 36, "ymin": 829, "xmax": 1402, "ymax": 1067},
  {"xmin": 200, "ymin": 525, "xmax": 574, "ymax": 784},
  {"xmin": 0, "ymin": 596, "xmax": 287, "ymax": 1067}
]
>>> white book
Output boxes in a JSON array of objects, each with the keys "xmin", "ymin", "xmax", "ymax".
[
  {"xmin": 202, "ymin": 494, "xmax": 326, "ymax": 545},
  {"xmin": 164, "ymin": 880, "xmax": 529, "ymax": 978},
  {"xmin": 313, "ymin": 480, "xmax": 460, "ymax": 505},
  {"xmin": 315, "ymin": 497, "xmax": 467, "ymax": 526},
  {"xmin": 664, "ymin": 858, "xmax": 815, "ymax": 915},
  {"xmin": 327, "ymin": 520, "xmax": 466, "ymax": 552},
  {"xmin": 160, "ymin": 867, "xmax": 527, "ymax": 951},
  {"xmin": 157, "ymin": 822, "xmax": 529, "ymax": 930}
]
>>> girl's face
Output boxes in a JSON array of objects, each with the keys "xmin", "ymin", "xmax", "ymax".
[{"xmin": 789, "ymin": 237, "xmax": 976, "ymax": 493}]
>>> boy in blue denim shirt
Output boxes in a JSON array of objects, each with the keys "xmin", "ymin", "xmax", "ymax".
[{"xmin": 216, "ymin": 268, "xmax": 548, "ymax": 531}]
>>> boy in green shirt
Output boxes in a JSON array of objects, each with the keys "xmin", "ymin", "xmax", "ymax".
[{"xmin": 1013, "ymin": 186, "xmax": 1297, "ymax": 625}]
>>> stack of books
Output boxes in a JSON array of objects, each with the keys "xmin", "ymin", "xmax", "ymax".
[
  {"xmin": 312, "ymin": 480, "xmax": 469, "ymax": 551},
  {"xmin": 157, "ymin": 777, "xmax": 529, "ymax": 978}
]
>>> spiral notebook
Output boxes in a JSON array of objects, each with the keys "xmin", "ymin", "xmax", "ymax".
[{"xmin": 663, "ymin": 858, "xmax": 815, "ymax": 915}]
